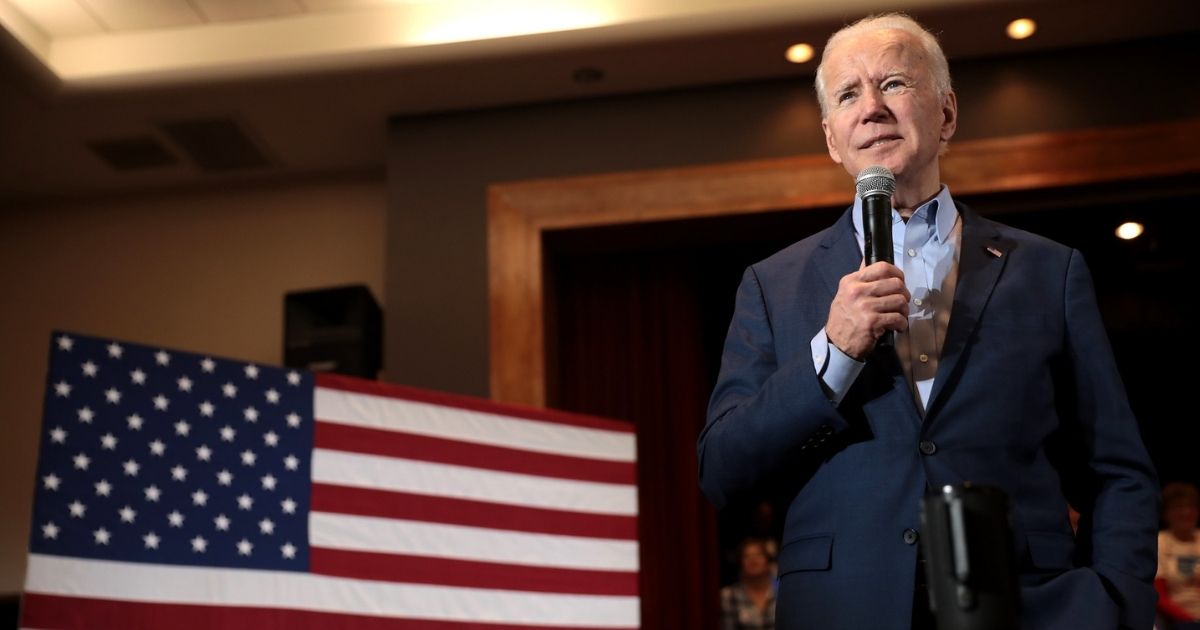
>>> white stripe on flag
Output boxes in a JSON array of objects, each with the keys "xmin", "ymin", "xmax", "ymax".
[
  {"xmin": 25, "ymin": 554, "xmax": 640, "ymax": 628},
  {"xmin": 312, "ymin": 448, "xmax": 638, "ymax": 516},
  {"xmin": 315, "ymin": 387, "xmax": 636, "ymax": 463},
  {"xmin": 310, "ymin": 512, "xmax": 639, "ymax": 571}
]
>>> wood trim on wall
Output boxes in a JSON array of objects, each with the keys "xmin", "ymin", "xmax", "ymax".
[{"xmin": 488, "ymin": 117, "xmax": 1200, "ymax": 406}]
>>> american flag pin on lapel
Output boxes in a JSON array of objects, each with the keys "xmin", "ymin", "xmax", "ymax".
[{"xmin": 986, "ymin": 246, "xmax": 1003, "ymax": 258}]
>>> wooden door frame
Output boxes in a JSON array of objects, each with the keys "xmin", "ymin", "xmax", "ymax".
[{"xmin": 488, "ymin": 117, "xmax": 1200, "ymax": 406}]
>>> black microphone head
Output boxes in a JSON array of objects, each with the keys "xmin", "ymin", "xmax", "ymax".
[{"xmin": 856, "ymin": 165, "xmax": 896, "ymax": 199}]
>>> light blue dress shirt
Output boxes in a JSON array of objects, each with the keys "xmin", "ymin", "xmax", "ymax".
[{"xmin": 810, "ymin": 185, "xmax": 962, "ymax": 412}]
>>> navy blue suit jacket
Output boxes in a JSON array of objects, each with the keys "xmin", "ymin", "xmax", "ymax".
[{"xmin": 698, "ymin": 203, "xmax": 1159, "ymax": 629}]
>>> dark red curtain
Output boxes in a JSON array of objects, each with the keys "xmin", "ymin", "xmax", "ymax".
[{"xmin": 547, "ymin": 249, "xmax": 722, "ymax": 630}]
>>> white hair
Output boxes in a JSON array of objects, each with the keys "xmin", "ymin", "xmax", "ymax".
[{"xmin": 814, "ymin": 13, "xmax": 952, "ymax": 118}]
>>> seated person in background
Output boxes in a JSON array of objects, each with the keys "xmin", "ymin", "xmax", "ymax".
[
  {"xmin": 721, "ymin": 537, "xmax": 776, "ymax": 630},
  {"xmin": 1158, "ymin": 481, "xmax": 1200, "ymax": 629}
]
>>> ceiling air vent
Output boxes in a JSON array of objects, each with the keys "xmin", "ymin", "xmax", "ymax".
[
  {"xmin": 158, "ymin": 116, "xmax": 272, "ymax": 173},
  {"xmin": 87, "ymin": 136, "xmax": 179, "ymax": 171}
]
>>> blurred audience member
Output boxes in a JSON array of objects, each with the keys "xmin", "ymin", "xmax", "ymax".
[
  {"xmin": 721, "ymin": 537, "xmax": 776, "ymax": 630},
  {"xmin": 1157, "ymin": 482, "xmax": 1200, "ymax": 629}
]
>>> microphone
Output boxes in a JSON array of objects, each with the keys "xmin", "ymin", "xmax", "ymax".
[{"xmin": 856, "ymin": 165, "xmax": 897, "ymax": 348}]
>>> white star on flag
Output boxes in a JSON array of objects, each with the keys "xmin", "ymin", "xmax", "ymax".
[
  {"xmin": 104, "ymin": 388, "xmax": 122, "ymax": 404},
  {"xmin": 244, "ymin": 365, "xmax": 259, "ymax": 380},
  {"xmin": 214, "ymin": 514, "xmax": 231, "ymax": 531},
  {"xmin": 174, "ymin": 420, "xmax": 190, "ymax": 437},
  {"xmin": 93, "ymin": 528, "xmax": 111, "ymax": 545},
  {"xmin": 144, "ymin": 485, "xmax": 161, "ymax": 502},
  {"xmin": 222, "ymin": 383, "xmax": 238, "ymax": 398},
  {"xmin": 199, "ymin": 401, "xmax": 215, "ymax": 417},
  {"xmin": 216, "ymin": 469, "xmax": 233, "ymax": 486},
  {"xmin": 240, "ymin": 450, "xmax": 256, "ymax": 466},
  {"xmin": 42, "ymin": 474, "xmax": 61, "ymax": 490},
  {"xmin": 77, "ymin": 407, "xmax": 94, "ymax": 423},
  {"xmin": 283, "ymin": 455, "xmax": 299, "ymax": 471},
  {"xmin": 281, "ymin": 542, "xmax": 296, "ymax": 558},
  {"xmin": 167, "ymin": 511, "xmax": 185, "ymax": 527},
  {"xmin": 126, "ymin": 414, "xmax": 144, "ymax": 430},
  {"xmin": 100, "ymin": 433, "xmax": 117, "ymax": 450},
  {"xmin": 191, "ymin": 536, "xmax": 208, "ymax": 553},
  {"xmin": 201, "ymin": 357, "xmax": 216, "ymax": 373},
  {"xmin": 57, "ymin": 335, "xmax": 74, "ymax": 350},
  {"xmin": 149, "ymin": 440, "xmax": 166, "ymax": 456},
  {"xmin": 119, "ymin": 506, "xmax": 136, "ymax": 523},
  {"xmin": 107, "ymin": 342, "xmax": 123, "ymax": 358},
  {"xmin": 236, "ymin": 539, "xmax": 253, "ymax": 556},
  {"xmin": 54, "ymin": 381, "xmax": 72, "ymax": 397},
  {"xmin": 94, "ymin": 480, "xmax": 112, "ymax": 496},
  {"xmin": 281, "ymin": 498, "xmax": 297, "ymax": 515},
  {"xmin": 49, "ymin": 427, "xmax": 67, "ymax": 443},
  {"xmin": 143, "ymin": 532, "xmax": 160, "ymax": 549},
  {"xmin": 265, "ymin": 389, "xmax": 280, "ymax": 404},
  {"xmin": 130, "ymin": 369, "xmax": 147, "ymax": 385},
  {"xmin": 264, "ymin": 432, "xmax": 279, "ymax": 447},
  {"xmin": 42, "ymin": 522, "xmax": 60, "ymax": 539},
  {"xmin": 243, "ymin": 407, "xmax": 259, "ymax": 422},
  {"xmin": 286, "ymin": 413, "xmax": 301, "ymax": 428},
  {"xmin": 192, "ymin": 489, "xmax": 209, "ymax": 506},
  {"xmin": 122, "ymin": 459, "xmax": 140, "ymax": 476},
  {"xmin": 153, "ymin": 395, "xmax": 169, "ymax": 411},
  {"xmin": 286, "ymin": 371, "xmax": 301, "ymax": 385},
  {"xmin": 258, "ymin": 518, "xmax": 275, "ymax": 535},
  {"xmin": 195, "ymin": 445, "xmax": 212, "ymax": 461},
  {"xmin": 170, "ymin": 465, "xmax": 187, "ymax": 481},
  {"xmin": 177, "ymin": 376, "xmax": 193, "ymax": 392},
  {"xmin": 220, "ymin": 425, "xmax": 236, "ymax": 442},
  {"xmin": 261, "ymin": 474, "xmax": 277, "ymax": 491},
  {"xmin": 237, "ymin": 494, "xmax": 254, "ymax": 510},
  {"xmin": 73, "ymin": 453, "xmax": 90, "ymax": 470},
  {"xmin": 155, "ymin": 351, "xmax": 171, "ymax": 366},
  {"xmin": 68, "ymin": 500, "xmax": 86, "ymax": 518},
  {"xmin": 82, "ymin": 361, "xmax": 98, "ymax": 377}
]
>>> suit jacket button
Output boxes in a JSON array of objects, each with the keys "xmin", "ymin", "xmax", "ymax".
[
  {"xmin": 919, "ymin": 440, "xmax": 937, "ymax": 456},
  {"xmin": 903, "ymin": 528, "xmax": 919, "ymax": 545}
]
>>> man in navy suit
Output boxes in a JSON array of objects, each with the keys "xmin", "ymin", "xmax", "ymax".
[{"xmin": 697, "ymin": 13, "xmax": 1159, "ymax": 630}]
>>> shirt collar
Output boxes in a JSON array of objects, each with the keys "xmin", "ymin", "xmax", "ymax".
[{"xmin": 852, "ymin": 185, "xmax": 958, "ymax": 243}]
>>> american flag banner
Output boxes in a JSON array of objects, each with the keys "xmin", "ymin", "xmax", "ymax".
[{"xmin": 22, "ymin": 332, "xmax": 639, "ymax": 629}]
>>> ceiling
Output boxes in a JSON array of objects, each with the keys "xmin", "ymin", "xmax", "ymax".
[{"xmin": 1, "ymin": 0, "xmax": 1196, "ymax": 204}]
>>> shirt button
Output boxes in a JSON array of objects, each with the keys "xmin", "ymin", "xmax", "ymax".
[
  {"xmin": 903, "ymin": 528, "xmax": 919, "ymax": 545},
  {"xmin": 919, "ymin": 440, "xmax": 937, "ymax": 455},
  {"xmin": 919, "ymin": 353, "xmax": 929, "ymax": 363},
  {"xmin": 913, "ymin": 298, "xmax": 923, "ymax": 307},
  {"xmin": 907, "ymin": 248, "xmax": 917, "ymax": 257}
]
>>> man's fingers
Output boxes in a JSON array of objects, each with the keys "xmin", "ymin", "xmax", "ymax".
[{"xmin": 858, "ymin": 261, "xmax": 905, "ymax": 282}]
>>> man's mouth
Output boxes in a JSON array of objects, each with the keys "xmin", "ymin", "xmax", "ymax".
[{"xmin": 860, "ymin": 135, "xmax": 901, "ymax": 149}]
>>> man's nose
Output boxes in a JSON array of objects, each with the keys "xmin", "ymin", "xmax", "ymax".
[{"xmin": 858, "ymin": 88, "xmax": 890, "ymax": 123}]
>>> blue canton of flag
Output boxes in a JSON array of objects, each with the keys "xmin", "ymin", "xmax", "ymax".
[{"xmin": 31, "ymin": 332, "xmax": 314, "ymax": 571}]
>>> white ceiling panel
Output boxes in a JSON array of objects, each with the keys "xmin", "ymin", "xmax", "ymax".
[
  {"xmin": 192, "ymin": 0, "xmax": 304, "ymax": 23},
  {"xmin": 80, "ymin": 0, "xmax": 202, "ymax": 31},
  {"xmin": 9, "ymin": 0, "xmax": 104, "ymax": 37}
]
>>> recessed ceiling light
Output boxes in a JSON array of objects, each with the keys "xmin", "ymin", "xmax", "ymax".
[
  {"xmin": 1006, "ymin": 18, "xmax": 1037, "ymax": 40},
  {"xmin": 786, "ymin": 43, "xmax": 814, "ymax": 64},
  {"xmin": 1115, "ymin": 222, "xmax": 1144, "ymax": 240}
]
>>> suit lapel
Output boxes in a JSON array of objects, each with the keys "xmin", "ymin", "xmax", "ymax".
[
  {"xmin": 925, "ymin": 204, "xmax": 1011, "ymax": 418},
  {"xmin": 817, "ymin": 208, "xmax": 863, "ymax": 300}
]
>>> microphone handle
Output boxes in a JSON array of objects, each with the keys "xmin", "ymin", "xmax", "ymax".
[{"xmin": 862, "ymin": 194, "xmax": 895, "ymax": 347}]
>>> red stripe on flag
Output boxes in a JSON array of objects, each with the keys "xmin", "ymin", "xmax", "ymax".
[
  {"xmin": 311, "ymin": 483, "xmax": 638, "ymax": 540},
  {"xmin": 314, "ymin": 421, "xmax": 635, "ymax": 485},
  {"xmin": 21, "ymin": 593, "xmax": 638, "ymax": 630},
  {"xmin": 315, "ymin": 373, "xmax": 635, "ymax": 434},
  {"xmin": 310, "ymin": 547, "xmax": 639, "ymax": 596}
]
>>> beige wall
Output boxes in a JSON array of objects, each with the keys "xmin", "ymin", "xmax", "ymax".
[{"xmin": 0, "ymin": 175, "xmax": 386, "ymax": 593}]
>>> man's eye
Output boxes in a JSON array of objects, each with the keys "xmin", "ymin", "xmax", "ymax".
[
  {"xmin": 837, "ymin": 91, "xmax": 855, "ymax": 103},
  {"xmin": 882, "ymin": 79, "xmax": 906, "ymax": 92}
]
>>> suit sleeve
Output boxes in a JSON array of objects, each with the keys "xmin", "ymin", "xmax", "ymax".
[
  {"xmin": 1061, "ymin": 249, "xmax": 1160, "ymax": 629},
  {"xmin": 697, "ymin": 265, "xmax": 849, "ymax": 509}
]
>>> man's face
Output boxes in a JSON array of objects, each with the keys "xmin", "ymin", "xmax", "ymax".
[{"xmin": 820, "ymin": 28, "xmax": 957, "ymax": 189}]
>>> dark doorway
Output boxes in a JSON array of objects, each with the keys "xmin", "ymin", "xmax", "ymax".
[{"xmin": 542, "ymin": 175, "xmax": 1194, "ymax": 629}]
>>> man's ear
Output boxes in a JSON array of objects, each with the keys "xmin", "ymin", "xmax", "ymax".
[
  {"xmin": 940, "ymin": 90, "xmax": 958, "ymax": 144},
  {"xmin": 822, "ymin": 119, "xmax": 843, "ymax": 164}
]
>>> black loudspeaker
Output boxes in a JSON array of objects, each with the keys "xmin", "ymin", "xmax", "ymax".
[
  {"xmin": 920, "ymin": 484, "xmax": 1021, "ymax": 630},
  {"xmin": 284, "ymin": 285, "xmax": 382, "ymax": 379}
]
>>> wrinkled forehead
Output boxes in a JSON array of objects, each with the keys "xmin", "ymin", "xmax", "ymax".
[{"xmin": 824, "ymin": 28, "xmax": 929, "ymax": 82}]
